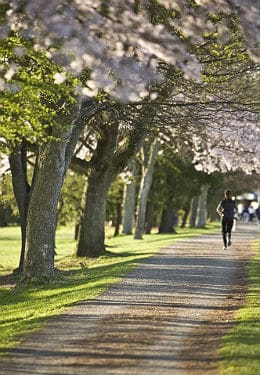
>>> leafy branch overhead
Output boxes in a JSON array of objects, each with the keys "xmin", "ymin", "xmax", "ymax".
[{"xmin": 1, "ymin": 0, "xmax": 259, "ymax": 101}]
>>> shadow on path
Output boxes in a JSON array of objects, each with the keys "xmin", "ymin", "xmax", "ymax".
[{"xmin": 0, "ymin": 224, "xmax": 258, "ymax": 375}]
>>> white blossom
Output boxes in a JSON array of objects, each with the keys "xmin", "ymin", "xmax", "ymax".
[
  {"xmin": 4, "ymin": 64, "xmax": 18, "ymax": 80},
  {"xmin": 53, "ymin": 72, "xmax": 67, "ymax": 84}
]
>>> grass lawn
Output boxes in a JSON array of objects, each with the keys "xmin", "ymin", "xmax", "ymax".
[
  {"xmin": 218, "ymin": 239, "xmax": 260, "ymax": 375},
  {"xmin": 0, "ymin": 223, "xmax": 220, "ymax": 355}
]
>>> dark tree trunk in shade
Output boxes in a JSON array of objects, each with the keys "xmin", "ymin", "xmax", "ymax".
[
  {"xmin": 145, "ymin": 200, "xmax": 154, "ymax": 234},
  {"xmin": 114, "ymin": 201, "xmax": 122, "ymax": 237},
  {"xmin": 76, "ymin": 169, "xmax": 115, "ymax": 257},
  {"xmin": 76, "ymin": 120, "xmax": 146, "ymax": 257},
  {"xmin": 180, "ymin": 205, "xmax": 190, "ymax": 229},
  {"xmin": 76, "ymin": 123, "xmax": 119, "ymax": 257},
  {"xmin": 158, "ymin": 205, "xmax": 177, "ymax": 234},
  {"xmin": 9, "ymin": 140, "xmax": 31, "ymax": 272}
]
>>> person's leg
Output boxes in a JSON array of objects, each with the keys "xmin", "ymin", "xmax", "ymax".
[
  {"xmin": 222, "ymin": 219, "xmax": 227, "ymax": 248},
  {"xmin": 227, "ymin": 220, "xmax": 233, "ymax": 246}
]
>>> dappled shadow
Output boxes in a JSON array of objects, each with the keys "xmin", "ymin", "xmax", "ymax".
[
  {"xmin": 0, "ymin": 252, "xmax": 154, "ymax": 307},
  {"xmin": 0, "ymin": 304, "xmax": 247, "ymax": 374},
  {"xmin": 0, "ymin": 272, "xmax": 20, "ymax": 289},
  {"xmin": 0, "ymin": 248, "xmax": 249, "ymax": 375},
  {"xmin": 0, "ymin": 227, "xmax": 257, "ymax": 375}
]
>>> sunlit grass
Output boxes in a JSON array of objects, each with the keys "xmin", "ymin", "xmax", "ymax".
[
  {"xmin": 218, "ymin": 240, "xmax": 260, "ymax": 375},
  {"xmin": 0, "ymin": 222, "xmax": 220, "ymax": 355}
]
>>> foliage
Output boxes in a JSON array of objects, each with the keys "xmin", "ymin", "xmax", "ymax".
[
  {"xmin": 152, "ymin": 149, "xmax": 222, "ymax": 215},
  {"xmin": 0, "ymin": 172, "xmax": 19, "ymax": 220},
  {"xmin": 0, "ymin": 35, "xmax": 77, "ymax": 151},
  {"xmin": 106, "ymin": 176, "xmax": 124, "ymax": 225},
  {"xmin": 57, "ymin": 171, "xmax": 85, "ymax": 226},
  {"xmin": 1, "ymin": 1, "xmax": 259, "ymax": 102}
]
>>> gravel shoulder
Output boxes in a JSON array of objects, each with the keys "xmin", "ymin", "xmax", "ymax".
[{"xmin": 0, "ymin": 223, "xmax": 258, "ymax": 375}]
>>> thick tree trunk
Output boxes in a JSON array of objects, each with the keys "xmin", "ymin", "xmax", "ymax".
[
  {"xmin": 190, "ymin": 196, "xmax": 199, "ymax": 228},
  {"xmin": 76, "ymin": 170, "xmax": 114, "ymax": 257},
  {"xmin": 76, "ymin": 122, "xmax": 119, "ymax": 257},
  {"xmin": 22, "ymin": 136, "xmax": 69, "ymax": 280},
  {"xmin": 21, "ymin": 98, "xmax": 84, "ymax": 282},
  {"xmin": 76, "ymin": 119, "xmax": 147, "ymax": 257},
  {"xmin": 158, "ymin": 205, "xmax": 177, "ymax": 233},
  {"xmin": 122, "ymin": 161, "xmax": 137, "ymax": 234},
  {"xmin": 196, "ymin": 184, "xmax": 210, "ymax": 228},
  {"xmin": 134, "ymin": 139, "xmax": 160, "ymax": 239},
  {"xmin": 9, "ymin": 141, "xmax": 30, "ymax": 272}
]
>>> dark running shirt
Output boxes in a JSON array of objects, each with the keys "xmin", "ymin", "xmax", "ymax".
[{"xmin": 217, "ymin": 198, "xmax": 237, "ymax": 220}]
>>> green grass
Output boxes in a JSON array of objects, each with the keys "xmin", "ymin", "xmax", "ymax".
[
  {"xmin": 219, "ymin": 240, "xmax": 260, "ymax": 375},
  {"xmin": 0, "ymin": 223, "xmax": 220, "ymax": 355}
]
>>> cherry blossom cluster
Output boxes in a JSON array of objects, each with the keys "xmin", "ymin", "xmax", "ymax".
[
  {"xmin": 192, "ymin": 119, "xmax": 259, "ymax": 174},
  {"xmin": 2, "ymin": 0, "xmax": 259, "ymax": 101}
]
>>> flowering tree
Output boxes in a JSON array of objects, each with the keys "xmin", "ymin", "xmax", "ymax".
[
  {"xmin": 1, "ymin": 0, "xmax": 259, "ymax": 100},
  {"xmin": 0, "ymin": 0, "xmax": 259, "ymax": 279}
]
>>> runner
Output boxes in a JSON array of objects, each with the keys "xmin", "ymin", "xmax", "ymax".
[{"xmin": 216, "ymin": 189, "xmax": 238, "ymax": 250}]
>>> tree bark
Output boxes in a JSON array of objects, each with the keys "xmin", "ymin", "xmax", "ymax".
[
  {"xmin": 22, "ymin": 133, "xmax": 72, "ymax": 280},
  {"xmin": 113, "ymin": 201, "xmax": 122, "ymax": 237},
  {"xmin": 190, "ymin": 196, "xmax": 199, "ymax": 228},
  {"xmin": 9, "ymin": 140, "xmax": 30, "ymax": 272},
  {"xmin": 145, "ymin": 200, "xmax": 154, "ymax": 234},
  {"xmin": 134, "ymin": 139, "xmax": 160, "ymax": 239},
  {"xmin": 76, "ymin": 122, "xmax": 119, "ymax": 257},
  {"xmin": 76, "ymin": 118, "xmax": 147, "ymax": 257},
  {"xmin": 122, "ymin": 161, "xmax": 137, "ymax": 234},
  {"xmin": 196, "ymin": 184, "xmax": 210, "ymax": 228},
  {"xmin": 76, "ymin": 170, "xmax": 115, "ymax": 257},
  {"xmin": 158, "ymin": 205, "xmax": 177, "ymax": 233},
  {"xmin": 180, "ymin": 202, "xmax": 190, "ymax": 228},
  {"xmin": 21, "ymin": 97, "xmax": 86, "ymax": 281}
]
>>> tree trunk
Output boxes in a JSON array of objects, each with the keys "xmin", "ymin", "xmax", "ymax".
[
  {"xmin": 196, "ymin": 184, "xmax": 210, "ymax": 228},
  {"xmin": 21, "ymin": 97, "xmax": 85, "ymax": 282},
  {"xmin": 9, "ymin": 140, "xmax": 31, "ymax": 272},
  {"xmin": 180, "ymin": 203, "xmax": 190, "ymax": 228},
  {"xmin": 22, "ymin": 137, "xmax": 69, "ymax": 281},
  {"xmin": 113, "ymin": 201, "xmax": 122, "ymax": 237},
  {"xmin": 122, "ymin": 161, "xmax": 137, "ymax": 234},
  {"xmin": 76, "ymin": 118, "xmax": 147, "ymax": 257},
  {"xmin": 76, "ymin": 170, "xmax": 114, "ymax": 257},
  {"xmin": 158, "ymin": 205, "xmax": 177, "ymax": 233},
  {"xmin": 190, "ymin": 196, "xmax": 199, "ymax": 228},
  {"xmin": 76, "ymin": 122, "xmax": 119, "ymax": 257},
  {"xmin": 145, "ymin": 200, "xmax": 154, "ymax": 234},
  {"xmin": 134, "ymin": 139, "xmax": 160, "ymax": 239}
]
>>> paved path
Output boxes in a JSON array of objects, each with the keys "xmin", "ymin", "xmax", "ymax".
[{"xmin": 0, "ymin": 224, "xmax": 258, "ymax": 375}]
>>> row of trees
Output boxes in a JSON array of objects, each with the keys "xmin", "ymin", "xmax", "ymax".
[{"xmin": 0, "ymin": 1, "xmax": 259, "ymax": 283}]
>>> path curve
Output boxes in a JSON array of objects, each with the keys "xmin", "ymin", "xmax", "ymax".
[{"xmin": 0, "ymin": 224, "xmax": 258, "ymax": 375}]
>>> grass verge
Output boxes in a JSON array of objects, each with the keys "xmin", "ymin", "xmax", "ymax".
[
  {"xmin": 218, "ymin": 239, "xmax": 260, "ymax": 375},
  {"xmin": 0, "ymin": 223, "xmax": 220, "ymax": 355}
]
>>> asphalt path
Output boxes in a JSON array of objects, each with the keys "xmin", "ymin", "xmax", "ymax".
[{"xmin": 0, "ymin": 223, "xmax": 258, "ymax": 375}]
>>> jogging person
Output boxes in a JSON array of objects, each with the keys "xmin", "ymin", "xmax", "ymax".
[{"xmin": 216, "ymin": 189, "xmax": 237, "ymax": 250}]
